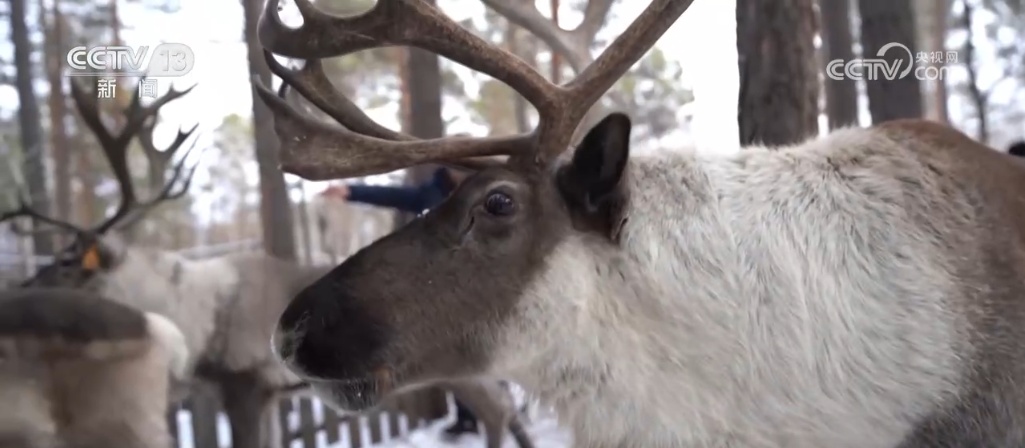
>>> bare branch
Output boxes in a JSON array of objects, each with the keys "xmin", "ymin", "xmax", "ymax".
[{"xmin": 481, "ymin": 0, "xmax": 616, "ymax": 73}]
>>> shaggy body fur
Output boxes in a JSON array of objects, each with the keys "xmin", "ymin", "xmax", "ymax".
[
  {"xmin": 70, "ymin": 240, "xmax": 330, "ymax": 388},
  {"xmin": 0, "ymin": 288, "xmax": 188, "ymax": 448},
  {"xmin": 488, "ymin": 121, "xmax": 1025, "ymax": 447}
]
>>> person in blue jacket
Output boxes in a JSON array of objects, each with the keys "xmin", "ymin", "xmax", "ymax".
[
  {"xmin": 1009, "ymin": 141, "xmax": 1025, "ymax": 157},
  {"xmin": 329, "ymin": 167, "xmax": 463, "ymax": 215},
  {"xmin": 319, "ymin": 166, "xmax": 483, "ymax": 438}
]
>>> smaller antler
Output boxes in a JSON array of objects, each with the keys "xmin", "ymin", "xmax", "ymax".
[
  {"xmin": 69, "ymin": 78, "xmax": 198, "ymax": 234},
  {"xmin": 255, "ymin": 0, "xmax": 695, "ymax": 180},
  {"xmin": 139, "ymin": 118, "xmax": 199, "ymax": 176},
  {"xmin": 0, "ymin": 195, "xmax": 87, "ymax": 236},
  {"xmin": 1, "ymin": 78, "xmax": 201, "ymax": 239}
]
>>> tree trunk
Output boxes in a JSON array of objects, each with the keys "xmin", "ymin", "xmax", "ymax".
[
  {"xmin": 857, "ymin": 0, "xmax": 924, "ymax": 123},
  {"xmin": 549, "ymin": 0, "xmax": 562, "ymax": 84},
  {"xmin": 736, "ymin": 0, "xmax": 820, "ymax": 146},
  {"xmin": 394, "ymin": 1, "xmax": 446, "ymax": 229},
  {"xmin": 243, "ymin": 0, "xmax": 297, "ymax": 260},
  {"xmin": 506, "ymin": 23, "xmax": 534, "ymax": 133},
  {"xmin": 959, "ymin": 0, "xmax": 987, "ymax": 143},
  {"xmin": 75, "ymin": 137, "xmax": 97, "ymax": 226},
  {"xmin": 41, "ymin": 0, "xmax": 70, "ymax": 248},
  {"xmin": 11, "ymin": 0, "xmax": 54, "ymax": 256},
  {"xmin": 914, "ymin": 0, "xmax": 950, "ymax": 124},
  {"xmin": 294, "ymin": 180, "xmax": 313, "ymax": 265},
  {"xmin": 820, "ymin": 0, "xmax": 860, "ymax": 129}
]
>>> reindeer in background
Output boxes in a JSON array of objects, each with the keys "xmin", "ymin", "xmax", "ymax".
[
  {"xmin": 1, "ymin": 77, "xmax": 319, "ymax": 448},
  {"xmin": 6, "ymin": 78, "xmax": 534, "ymax": 448},
  {"xmin": 0, "ymin": 287, "xmax": 188, "ymax": 448}
]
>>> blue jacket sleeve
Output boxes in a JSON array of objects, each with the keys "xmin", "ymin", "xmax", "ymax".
[{"xmin": 346, "ymin": 184, "xmax": 435, "ymax": 214}]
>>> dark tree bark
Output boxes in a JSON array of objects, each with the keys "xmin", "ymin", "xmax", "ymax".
[
  {"xmin": 820, "ymin": 0, "xmax": 860, "ymax": 129},
  {"xmin": 243, "ymin": 0, "xmax": 297, "ymax": 260},
  {"xmin": 41, "ymin": 0, "xmax": 70, "ymax": 248},
  {"xmin": 407, "ymin": 47, "xmax": 444, "ymax": 141},
  {"xmin": 858, "ymin": 0, "xmax": 924, "ymax": 123},
  {"xmin": 11, "ymin": 0, "xmax": 54, "ymax": 255},
  {"xmin": 736, "ymin": 0, "xmax": 820, "ymax": 146}
]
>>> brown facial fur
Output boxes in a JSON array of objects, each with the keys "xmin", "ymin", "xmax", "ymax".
[{"xmin": 274, "ymin": 114, "xmax": 633, "ymax": 410}]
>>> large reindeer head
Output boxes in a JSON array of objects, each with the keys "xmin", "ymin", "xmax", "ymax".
[
  {"xmin": 261, "ymin": 0, "xmax": 693, "ymax": 411},
  {"xmin": 2, "ymin": 79, "xmax": 199, "ymax": 288}
]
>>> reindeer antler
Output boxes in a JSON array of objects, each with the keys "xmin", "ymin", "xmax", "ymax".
[
  {"xmin": 254, "ymin": 0, "xmax": 694, "ymax": 180},
  {"xmin": 1, "ymin": 79, "xmax": 201, "ymax": 238},
  {"xmin": 139, "ymin": 118, "xmax": 199, "ymax": 174},
  {"xmin": 69, "ymin": 78, "xmax": 199, "ymax": 234},
  {"xmin": 0, "ymin": 195, "xmax": 87, "ymax": 236}
]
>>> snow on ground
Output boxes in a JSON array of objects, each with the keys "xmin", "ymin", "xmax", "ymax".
[
  {"xmin": 176, "ymin": 383, "xmax": 572, "ymax": 448},
  {"xmin": 363, "ymin": 386, "xmax": 571, "ymax": 448}
]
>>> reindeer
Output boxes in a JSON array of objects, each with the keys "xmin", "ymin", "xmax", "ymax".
[
  {"xmin": 6, "ymin": 79, "xmax": 532, "ymax": 447},
  {"xmin": 0, "ymin": 286, "xmax": 188, "ymax": 448},
  {"xmin": 252, "ymin": 0, "xmax": 1025, "ymax": 447},
  {"xmin": 0, "ymin": 77, "xmax": 322, "ymax": 448}
]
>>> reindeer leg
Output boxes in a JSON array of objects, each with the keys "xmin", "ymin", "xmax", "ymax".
[
  {"xmin": 218, "ymin": 370, "xmax": 274, "ymax": 448},
  {"xmin": 483, "ymin": 418, "xmax": 505, "ymax": 448},
  {"xmin": 507, "ymin": 416, "xmax": 535, "ymax": 448}
]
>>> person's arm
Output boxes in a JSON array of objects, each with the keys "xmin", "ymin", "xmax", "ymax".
[{"xmin": 345, "ymin": 184, "xmax": 435, "ymax": 214}]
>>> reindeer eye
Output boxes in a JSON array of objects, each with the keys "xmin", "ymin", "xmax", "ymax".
[{"xmin": 483, "ymin": 192, "xmax": 515, "ymax": 216}]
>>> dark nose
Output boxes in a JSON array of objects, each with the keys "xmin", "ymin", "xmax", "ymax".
[{"xmin": 274, "ymin": 281, "xmax": 391, "ymax": 380}]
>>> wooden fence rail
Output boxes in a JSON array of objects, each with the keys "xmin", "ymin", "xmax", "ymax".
[{"xmin": 168, "ymin": 387, "xmax": 455, "ymax": 448}]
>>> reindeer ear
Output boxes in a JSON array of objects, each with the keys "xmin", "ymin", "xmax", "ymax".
[{"xmin": 557, "ymin": 113, "xmax": 632, "ymax": 241}]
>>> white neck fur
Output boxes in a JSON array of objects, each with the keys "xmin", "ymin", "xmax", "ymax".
[{"xmin": 494, "ymin": 127, "xmax": 970, "ymax": 447}]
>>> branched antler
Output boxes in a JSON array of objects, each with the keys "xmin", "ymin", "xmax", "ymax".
[
  {"xmin": 254, "ymin": 0, "xmax": 695, "ymax": 180},
  {"xmin": 139, "ymin": 118, "xmax": 199, "ymax": 180},
  {"xmin": 1, "ymin": 78, "xmax": 202, "ymax": 239},
  {"xmin": 0, "ymin": 196, "xmax": 85, "ymax": 236},
  {"xmin": 69, "ymin": 78, "xmax": 198, "ymax": 234}
]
